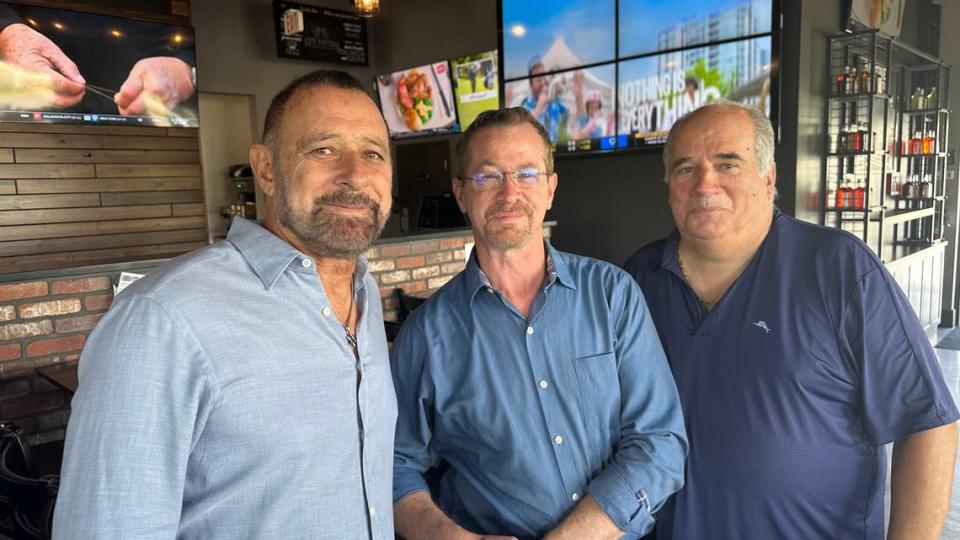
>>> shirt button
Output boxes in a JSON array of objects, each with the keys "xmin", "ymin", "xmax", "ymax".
[
  {"xmin": 538, "ymin": 379, "xmax": 549, "ymax": 389},
  {"xmin": 301, "ymin": 258, "xmax": 313, "ymax": 268},
  {"xmin": 368, "ymin": 505, "xmax": 376, "ymax": 517},
  {"xmin": 321, "ymin": 307, "xmax": 332, "ymax": 316},
  {"xmin": 526, "ymin": 326, "xmax": 534, "ymax": 335},
  {"xmin": 571, "ymin": 492, "xmax": 581, "ymax": 502},
  {"xmin": 554, "ymin": 435, "xmax": 563, "ymax": 445}
]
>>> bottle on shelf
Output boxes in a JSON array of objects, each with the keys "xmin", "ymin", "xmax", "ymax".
[
  {"xmin": 909, "ymin": 131, "xmax": 922, "ymax": 155},
  {"xmin": 921, "ymin": 173, "xmax": 933, "ymax": 199},
  {"xmin": 854, "ymin": 176, "xmax": 866, "ymax": 209},
  {"xmin": 875, "ymin": 64, "xmax": 886, "ymax": 94},
  {"xmin": 926, "ymin": 87, "xmax": 937, "ymax": 109},
  {"xmin": 858, "ymin": 57, "xmax": 871, "ymax": 94},
  {"xmin": 922, "ymin": 130, "xmax": 934, "ymax": 154},
  {"xmin": 887, "ymin": 171, "xmax": 901, "ymax": 197},
  {"xmin": 851, "ymin": 122, "xmax": 863, "ymax": 152},
  {"xmin": 839, "ymin": 174, "xmax": 853, "ymax": 208},
  {"xmin": 846, "ymin": 64, "xmax": 858, "ymax": 95},
  {"xmin": 836, "ymin": 68, "xmax": 847, "ymax": 96},
  {"xmin": 910, "ymin": 87, "xmax": 923, "ymax": 110}
]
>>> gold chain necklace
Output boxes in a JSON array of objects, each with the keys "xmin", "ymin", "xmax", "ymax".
[
  {"xmin": 342, "ymin": 284, "xmax": 358, "ymax": 352},
  {"xmin": 677, "ymin": 248, "xmax": 717, "ymax": 311}
]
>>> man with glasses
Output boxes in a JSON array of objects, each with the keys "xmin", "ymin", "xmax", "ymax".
[{"xmin": 390, "ymin": 107, "xmax": 687, "ymax": 540}]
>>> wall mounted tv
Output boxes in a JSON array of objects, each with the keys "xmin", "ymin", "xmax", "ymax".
[
  {"xmin": 500, "ymin": 0, "xmax": 778, "ymax": 154},
  {"xmin": 450, "ymin": 50, "xmax": 500, "ymax": 131},
  {"xmin": 0, "ymin": 2, "xmax": 198, "ymax": 127},
  {"xmin": 376, "ymin": 61, "xmax": 457, "ymax": 139}
]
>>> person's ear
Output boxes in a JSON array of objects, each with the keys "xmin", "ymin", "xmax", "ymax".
[{"xmin": 250, "ymin": 143, "xmax": 277, "ymax": 198}]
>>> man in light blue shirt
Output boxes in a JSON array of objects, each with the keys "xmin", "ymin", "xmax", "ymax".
[
  {"xmin": 391, "ymin": 107, "xmax": 686, "ymax": 540},
  {"xmin": 54, "ymin": 70, "xmax": 398, "ymax": 539}
]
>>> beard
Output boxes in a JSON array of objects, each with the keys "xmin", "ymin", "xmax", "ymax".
[
  {"xmin": 273, "ymin": 173, "xmax": 386, "ymax": 259},
  {"xmin": 483, "ymin": 201, "xmax": 534, "ymax": 250}
]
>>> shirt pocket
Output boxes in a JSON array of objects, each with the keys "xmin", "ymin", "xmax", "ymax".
[{"xmin": 572, "ymin": 351, "xmax": 620, "ymax": 442}]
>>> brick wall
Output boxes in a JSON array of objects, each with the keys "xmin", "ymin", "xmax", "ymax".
[{"xmin": 0, "ymin": 226, "xmax": 553, "ymax": 444}]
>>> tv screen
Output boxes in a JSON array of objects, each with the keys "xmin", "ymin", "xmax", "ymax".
[
  {"xmin": 0, "ymin": 2, "xmax": 198, "ymax": 127},
  {"xmin": 450, "ymin": 50, "xmax": 500, "ymax": 131},
  {"xmin": 847, "ymin": 0, "xmax": 905, "ymax": 37},
  {"xmin": 504, "ymin": 63, "xmax": 616, "ymax": 153},
  {"xmin": 618, "ymin": 35, "xmax": 773, "ymax": 147},
  {"xmin": 619, "ymin": 0, "xmax": 772, "ymax": 57},
  {"xmin": 376, "ymin": 61, "xmax": 457, "ymax": 138},
  {"xmin": 501, "ymin": 0, "xmax": 615, "ymax": 81}
]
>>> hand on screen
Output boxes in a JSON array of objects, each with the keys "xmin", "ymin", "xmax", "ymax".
[
  {"xmin": 0, "ymin": 23, "xmax": 86, "ymax": 108},
  {"xmin": 114, "ymin": 57, "xmax": 194, "ymax": 116}
]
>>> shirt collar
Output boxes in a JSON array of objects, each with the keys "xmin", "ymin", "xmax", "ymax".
[
  {"xmin": 227, "ymin": 217, "xmax": 368, "ymax": 290},
  {"xmin": 464, "ymin": 240, "xmax": 576, "ymax": 305}
]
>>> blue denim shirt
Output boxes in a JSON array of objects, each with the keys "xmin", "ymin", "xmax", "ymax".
[
  {"xmin": 391, "ymin": 243, "xmax": 686, "ymax": 538},
  {"xmin": 55, "ymin": 218, "xmax": 397, "ymax": 539}
]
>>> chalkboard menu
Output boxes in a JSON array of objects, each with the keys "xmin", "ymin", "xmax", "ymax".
[{"xmin": 273, "ymin": 1, "xmax": 368, "ymax": 66}]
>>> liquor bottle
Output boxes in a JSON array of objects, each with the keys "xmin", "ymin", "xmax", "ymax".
[
  {"xmin": 875, "ymin": 64, "xmax": 886, "ymax": 94},
  {"xmin": 922, "ymin": 131, "xmax": 934, "ymax": 154},
  {"xmin": 910, "ymin": 88, "xmax": 923, "ymax": 110},
  {"xmin": 840, "ymin": 174, "xmax": 853, "ymax": 208},
  {"xmin": 835, "ymin": 69, "xmax": 847, "ymax": 96},
  {"xmin": 887, "ymin": 171, "xmax": 900, "ymax": 197},
  {"xmin": 847, "ymin": 65, "xmax": 858, "ymax": 95},
  {"xmin": 854, "ymin": 176, "xmax": 866, "ymax": 209},
  {"xmin": 921, "ymin": 174, "xmax": 933, "ymax": 198},
  {"xmin": 926, "ymin": 87, "xmax": 937, "ymax": 109},
  {"xmin": 838, "ymin": 122, "xmax": 849, "ymax": 153},
  {"xmin": 909, "ymin": 131, "xmax": 922, "ymax": 155},
  {"xmin": 859, "ymin": 58, "xmax": 871, "ymax": 94}
]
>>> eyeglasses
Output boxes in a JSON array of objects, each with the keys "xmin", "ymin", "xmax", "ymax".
[{"xmin": 464, "ymin": 168, "xmax": 549, "ymax": 191}]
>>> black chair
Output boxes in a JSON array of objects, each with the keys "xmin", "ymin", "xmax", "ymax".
[
  {"xmin": 396, "ymin": 288, "xmax": 427, "ymax": 323},
  {"xmin": 0, "ymin": 422, "xmax": 58, "ymax": 540}
]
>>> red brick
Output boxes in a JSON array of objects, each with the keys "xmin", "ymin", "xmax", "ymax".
[
  {"xmin": 26, "ymin": 335, "xmax": 86, "ymax": 358},
  {"xmin": 428, "ymin": 275, "xmax": 454, "ymax": 289},
  {"xmin": 363, "ymin": 247, "xmax": 380, "ymax": 259},
  {"xmin": 0, "ymin": 319, "xmax": 53, "ymax": 340},
  {"xmin": 0, "ymin": 305, "xmax": 14, "ymax": 321},
  {"xmin": 1, "ymin": 392, "xmax": 65, "ymax": 417},
  {"xmin": 84, "ymin": 294, "xmax": 113, "ymax": 311},
  {"xmin": 19, "ymin": 299, "xmax": 81, "ymax": 319},
  {"xmin": 440, "ymin": 237, "xmax": 468, "ymax": 249},
  {"xmin": 410, "ymin": 240, "xmax": 441, "ymax": 254},
  {"xmin": 51, "ymin": 276, "xmax": 111, "ymax": 295},
  {"xmin": 0, "ymin": 281, "xmax": 48, "ymax": 302},
  {"xmin": 55, "ymin": 313, "xmax": 103, "ymax": 334},
  {"xmin": 0, "ymin": 343, "xmax": 21, "ymax": 361},
  {"xmin": 412, "ymin": 266, "xmax": 440, "ymax": 280},
  {"xmin": 425, "ymin": 251, "xmax": 453, "ymax": 264},
  {"xmin": 0, "ymin": 380, "xmax": 29, "ymax": 400},
  {"xmin": 396, "ymin": 280, "xmax": 427, "ymax": 293},
  {"xmin": 378, "ymin": 270, "xmax": 411, "ymax": 285},
  {"xmin": 379, "ymin": 286, "xmax": 398, "ymax": 300},
  {"xmin": 0, "ymin": 358, "xmax": 38, "ymax": 378},
  {"xmin": 381, "ymin": 244, "xmax": 410, "ymax": 257},
  {"xmin": 396, "ymin": 255, "xmax": 426, "ymax": 269},
  {"xmin": 64, "ymin": 353, "xmax": 80, "ymax": 362},
  {"xmin": 367, "ymin": 259, "xmax": 395, "ymax": 272}
]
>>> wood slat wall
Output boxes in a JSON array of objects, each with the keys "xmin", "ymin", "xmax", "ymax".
[{"xmin": 0, "ymin": 123, "xmax": 207, "ymax": 274}]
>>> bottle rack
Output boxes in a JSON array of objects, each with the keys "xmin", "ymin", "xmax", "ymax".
[{"xmin": 822, "ymin": 30, "xmax": 950, "ymax": 264}]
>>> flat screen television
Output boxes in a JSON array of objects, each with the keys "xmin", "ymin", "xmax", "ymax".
[
  {"xmin": 450, "ymin": 50, "xmax": 500, "ymax": 131},
  {"xmin": 0, "ymin": 2, "xmax": 199, "ymax": 127},
  {"xmin": 376, "ymin": 61, "xmax": 457, "ymax": 138},
  {"xmin": 499, "ymin": 0, "xmax": 778, "ymax": 154},
  {"xmin": 846, "ymin": 0, "xmax": 905, "ymax": 37}
]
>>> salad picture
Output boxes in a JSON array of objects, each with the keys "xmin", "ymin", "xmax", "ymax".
[{"xmin": 397, "ymin": 69, "xmax": 433, "ymax": 131}]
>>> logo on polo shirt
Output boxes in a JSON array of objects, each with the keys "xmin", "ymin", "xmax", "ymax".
[{"xmin": 752, "ymin": 320, "xmax": 772, "ymax": 333}]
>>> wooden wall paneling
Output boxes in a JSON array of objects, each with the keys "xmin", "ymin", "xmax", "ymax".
[
  {"xmin": 0, "ymin": 242, "xmax": 207, "ymax": 275},
  {"xmin": 0, "ymin": 164, "xmax": 95, "ymax": 179},
  {"xmin": 0, "ymin": 124, "xmax": 166, "ymax": 136},
  {"xmin": 0, "ymin": 149, "xmax": 12, "ymax": 163},
  {"xmin": 171, "ymin": 203, "xmax": 204, "ymax": 216},
  {"xmin": 101, "ymin": 190, "xmax": 203, "ymax": 206},
  {"xmin": 95, "ymin": 163, "xmax": 201, "ymax": 178},
  {"xmin": 0, "ymin": 181, "xmax": 14, "ymax": 194},
  {"xmin": 0, "ymin": 204, "xmax": 172, "ymax": 226},
  {"xmin": 0, "ymin": 193, "xmax": 101, "ymax": 211},
  {"xmin": 0, "ymin": 133, "xmax": 200, "ymax": 150},
  {"xmin": 17, "ymin": 177, "xmax": 202, "ymax": 193},
  {"xmin": 1, "ymin": 216, "xmax": 206, "ymax": 242},
  {"xmin": 14, "ymin": 149, "xmax": 201, "ymax": 164},
  {"xmin": 0, "ymin": 229, "xmax": 209, "ymax": 257}
]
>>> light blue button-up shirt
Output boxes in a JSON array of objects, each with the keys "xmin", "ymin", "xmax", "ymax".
[
  {"xmin": 54, "ymin": 218, "xmax": 397, "ymax": 539},
  {"xmin": 391, "ymin": 243, "xmax": 687, "ymax": 539}
]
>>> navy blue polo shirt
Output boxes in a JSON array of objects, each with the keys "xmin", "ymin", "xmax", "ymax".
[{"xmin": 625, "ymin": 210, "xmax": 959, "ymax": 540}]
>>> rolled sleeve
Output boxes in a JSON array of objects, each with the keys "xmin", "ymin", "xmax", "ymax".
[
  {"xmin": 587, "ymin": 279, "xmax": 687, "ymax": 536},
  {"xmin": 390, "ymin": 319, "xmax": 435, "ymax": 504}
]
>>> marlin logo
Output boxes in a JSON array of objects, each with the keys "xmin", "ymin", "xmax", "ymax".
[{"xmin": 752, "ymin": 320, "xmax": 772, "ymax": 333}]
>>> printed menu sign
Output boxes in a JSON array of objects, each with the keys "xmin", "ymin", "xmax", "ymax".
[{"xmin": 273, "ymin": 1, "xmax": 368, "ymax": 66}]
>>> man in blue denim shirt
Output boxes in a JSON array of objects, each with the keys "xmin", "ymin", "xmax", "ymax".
[
  {"xmin": 391, "ymin": 108, "xmax": 687, "ymax": 540},
  {"xmin": 55, "ymin": 71, "xmax": 397, "ymax": 539}
]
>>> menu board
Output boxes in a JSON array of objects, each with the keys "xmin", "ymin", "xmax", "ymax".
[
  {"xmin": 376, "ymin": 62, "xmax": 457, "ymax": 138},
  {"xmin": 273, "ymin": 1, "xmax": 368, "ymax": 66}
]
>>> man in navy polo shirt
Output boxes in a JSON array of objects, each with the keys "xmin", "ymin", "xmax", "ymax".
[{"xmin": 625, "ymin": 100, "xmax": 959, "ymax": 539}]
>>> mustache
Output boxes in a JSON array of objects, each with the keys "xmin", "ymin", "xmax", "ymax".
[
  {"xmin": 687, "ymin": 196, "xmax": 731, "ymax": 211},
  {"xmin": 313, "ymin": 189, "xmax": 380, "ymax": 216},
  {"xmin": 485, "ymin": 201, "xmax": 533, "ymax": 221}
]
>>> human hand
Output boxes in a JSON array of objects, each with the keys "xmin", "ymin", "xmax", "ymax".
[
  {"xmin": 572, "ymin": 70, "xmax": 584, "ymax": 96},
  {"xmin": 114, "ymin": 57, "xmax": 194, "ymax": 116},
  {"xmin": 0, "ymin": 23, "xmax": 85, "ymax": 107}
]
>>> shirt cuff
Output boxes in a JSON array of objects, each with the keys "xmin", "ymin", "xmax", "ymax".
[
  {"xmin": 588, "ymin": 469, "xmax": 654, "ymax": 536},
  {"xmin": 393, "ymin": 466, "xmax": 430, "ymax": 504}
]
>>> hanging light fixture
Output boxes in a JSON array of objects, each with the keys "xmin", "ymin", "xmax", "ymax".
[{"xmin": 354, "ymin": 0, "xmax": 380, "ymax": 17}]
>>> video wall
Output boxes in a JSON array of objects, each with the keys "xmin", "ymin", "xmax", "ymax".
[
  {"xmin": 501, "ymin": 0, "xmax": 777, "ymax": 154},
  {"xmin": 376, "ymin": 50, "xmax": 500, "ymax": 139}
]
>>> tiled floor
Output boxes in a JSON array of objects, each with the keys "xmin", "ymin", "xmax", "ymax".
[{"xmin": 933, "ymin": 333, "xmax": 960, "ymax": 539}]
